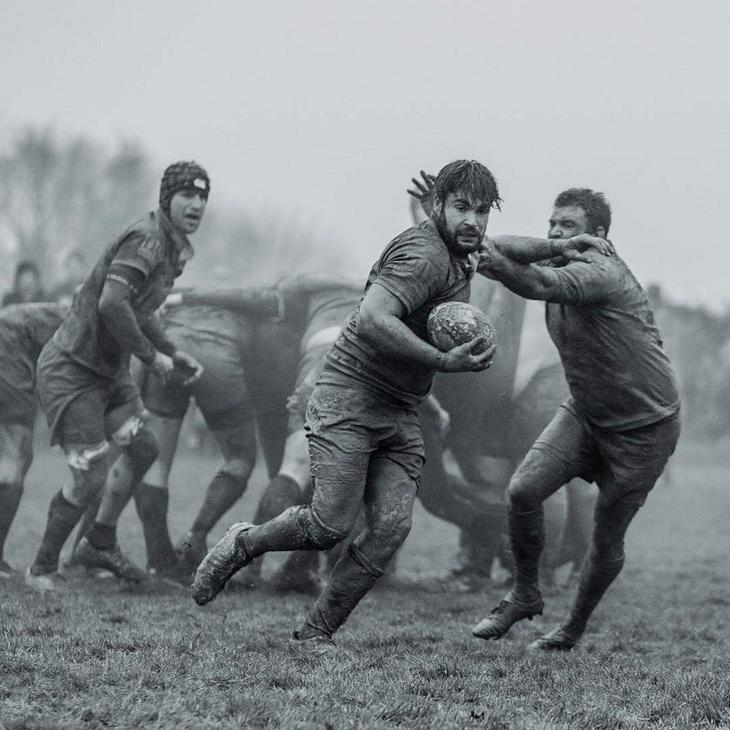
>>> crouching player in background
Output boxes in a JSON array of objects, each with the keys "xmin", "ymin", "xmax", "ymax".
[
  {"xmin": 0, "ymin": 303, "xmax": 66, "ymax": 577},
  {"xmin": 167, "ymin": 274, "xmax": 362, "ymax": 593},
  {"xmin": 25, "ymin": 161, "xmax": 207, "ymax": 591},
  {"xmin": 472, "ymin": 189, "xmax": 680, "ymax": 650}
]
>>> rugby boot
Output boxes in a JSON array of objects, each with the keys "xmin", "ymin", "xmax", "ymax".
[
  {"xmin": 0, "ymin": 559, "xmax": 15, "ymax": 579},
  {"xmin": 527, "ymin": 624, "xmax": 583, "ymax": 652},
  {"xmin": 289, "ymin": 631, "xmax": 342, "ymax": 659},
  {"xmin": 75, "ymin": 537, "xmax": 147, "ymax": 582},
  {"xmin": 472, "ymin": 593, "xmax": 544, "ymax": 640},
  {"xmin": 24, "ymin": 566, "xmax": 66, "ymax": 593},
  {"xmin": 192, "ymin": 522, "xmax": 253, "ymax": 605},
  {"xmin": 175, "ymin": 530, "xmax": 208, "ymax": 573}
]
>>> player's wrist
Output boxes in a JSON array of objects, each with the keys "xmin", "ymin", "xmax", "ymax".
[{"xmin": 549, "ymin": 239, "xmax": 564, "ymax": 257}]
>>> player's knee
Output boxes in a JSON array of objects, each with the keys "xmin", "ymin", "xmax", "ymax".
[
  {"xmin": 121, "ymin": 426, "xmax": 159, "ymax": 476},
  {"xmin": 64, "ymin": 457, "xmax": 108, "ymax": 506},
  {"xmin": 304, "ymin": 506, "xmax": 352, "ymax": 550},
  {"xmin": 371, "ymin": 510, "xmax": 413, "ymax": 551},
  {"xmin": 219, "ymin": 457, "xmax": 253, "ymax": 481}
]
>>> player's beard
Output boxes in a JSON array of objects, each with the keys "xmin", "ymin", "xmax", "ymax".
[{"xmin": 435, "ymin": 209, "xmax": 484, "ymax": 256}]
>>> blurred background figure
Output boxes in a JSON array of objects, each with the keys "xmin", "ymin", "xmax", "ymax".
[
  {"xmin": 2, "ymin": 261, "xmax": 48, "ymax": 306},
  {"xmin": 51, "ymin": 250, "xmax": 88, "ymax": 306}
]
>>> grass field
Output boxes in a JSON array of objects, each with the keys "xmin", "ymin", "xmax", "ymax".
[{"xmin": 1, "ymin": 438, "xmax": 729, "ymax": 729}]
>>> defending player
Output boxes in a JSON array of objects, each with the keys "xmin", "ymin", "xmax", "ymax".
[
  {"xmin": 0, "ymin": 303, "xmax": 66, "ymax": 577},
  {"xmin": 191, "ymin": 160, "xmax": 506, "ymax": 654},
  {"xmin": 472, "ymin": 189, "xmax": 680, "ymax": 650},
  {"xmin": 409, "ymin": 174, "xmax": 595, "ymax": 591},
  {"xmin": 25, "ymin": 161, "xmax": 208, "ymax": 591}
]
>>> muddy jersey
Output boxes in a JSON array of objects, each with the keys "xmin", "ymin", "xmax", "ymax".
[
  {"xmin": 52, "ymin": 209, "xmax": 193, "ymax": 379},
  {"xmin": 0, "ymin": 303, "xmax": 66, "ymax": 424},
  {"xmin": 544, "ymin": 251, "xmax": 680, "ymax": 430},
  {"xmin": 323, "ymin": 219, "xmax": 475, "ymax": 405}
]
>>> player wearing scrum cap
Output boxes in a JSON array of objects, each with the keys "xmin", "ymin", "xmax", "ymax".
[
  {"xmin": 472, "ymin": 188, "xmax": 680, "ymax": 650},
  {"xmin": 25, "ymin": 161, "xmax": 207, "ymax": 591}
]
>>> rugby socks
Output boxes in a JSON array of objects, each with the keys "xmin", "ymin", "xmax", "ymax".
[
  {"xmin": 71, "ymin": 495, "xmax": 101, "ymax": 556},
  {"xmin": 0, "ymin": 482, "xmax": 22, "ymax": 559},
  {"xmin": 508, "ymin": 506, "xmax": 544, "ymax": 603},
  {"xmin": 191, "ymin": 471, "xmax": 247, "ymax": 535},
  {"xmin": 32, "ymin": 491, "xmax": 85, "ymax": 574},
  {"xmin": 86, "ymin": 522, "xmax": 116, "ymax": 551},
  {"xmin": 134, "ymin": 484, "xmax": 176, "ymax": 568},
  {"xmin": 565, "ymin": 501, "xmax": 640, "ymax": 634},
  {"xmin": 253, "ymin": 474, "xmax": 302, "ymax": 524},
  {"xmin": 299, "ymin": 543, "xmax": 384, "ymax": 639},
  {"xmin": 565, "ymin": 552, "xmax": 624, "ymax": 636}
]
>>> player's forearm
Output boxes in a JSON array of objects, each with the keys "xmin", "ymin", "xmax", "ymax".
[
  {"xmin": 98, "ymin": 292, "xmax": 157, "ymax": 364},
  {"xmin": 478, "ymin": 243, "xmax": 561, "ymax": 301},
  {"xmin": 358, "ymin": 310, "xmax": 443, "ymax": 371},
  {"xmin": 489, "ymin": 235, "xmax": 562, "ymax": 264},
  {"xmin": 140, "ymin": 317, "xmax": 176, "ymax": 357},
  {"xmin": 181, "ymin": 287, "xmax": 282, "ymax": 319}
]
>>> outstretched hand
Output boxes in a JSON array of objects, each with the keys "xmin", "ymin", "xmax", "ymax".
[{"xmin": 407, "ymin": 170, "xmax": 436, "ymax": 217}]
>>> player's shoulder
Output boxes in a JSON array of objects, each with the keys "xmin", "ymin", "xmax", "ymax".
[
  {"xmin": 115, "ymin": 211, "xmax": 166, "ymax": 265},
  {"xmin": 383, "ymin": 220, "xmax": 449, "ymax": 268}
]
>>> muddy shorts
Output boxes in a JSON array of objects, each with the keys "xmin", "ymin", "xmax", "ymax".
[
  {"xmin": 521, "ymin": 400, "xmax": 681, "ymax": 506},
  {"xmin": 140, "ymin": 326, "xmax": 252, "ymax": 432},
  {"xmin": 305, "ymin": 379, "xmax": 425, "ymax": 491},
  {"xmin": 37, "ymin": 340, "xmax": 143, "ymax": 447}
]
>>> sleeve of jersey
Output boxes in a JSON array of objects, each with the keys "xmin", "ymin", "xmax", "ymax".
[
  {"xmin": 372, "ymin": 246, "xmax": 444, "ymax": 315},
  {"xmin": 547, "ymin": 259, "xmax": 620, "ymax": 305},
  {"xmin": 111, "ymin": 232, "xmax": 164, "ymax": 279}
]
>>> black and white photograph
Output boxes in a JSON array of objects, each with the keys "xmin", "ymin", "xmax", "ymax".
[{"xmin": 1, "ymin": 1, "xmax": 728, "ymax": 728}]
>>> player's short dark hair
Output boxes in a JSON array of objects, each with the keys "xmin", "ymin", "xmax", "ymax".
[
  {"xmin": 554, "ymin": 188, "xmax": 612, "ymax": 234},
  {"xmin": 435, "ymin": 160, "xmax": 502, "ymax": 211}
]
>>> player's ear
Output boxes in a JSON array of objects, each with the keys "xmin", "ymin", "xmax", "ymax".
[{"xmin": 594, "ymin": 225, "xmax": 607, "ymax": 239}]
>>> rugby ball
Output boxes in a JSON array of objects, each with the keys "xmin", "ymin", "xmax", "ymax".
[{"xmin": 427, "ymin": 302, "xmax": 495, "ymax": 354}]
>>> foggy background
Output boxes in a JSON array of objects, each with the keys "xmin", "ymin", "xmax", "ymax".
[{"xmin": 1, "ymin": 0, "xmax": 729, "ymax": 435}]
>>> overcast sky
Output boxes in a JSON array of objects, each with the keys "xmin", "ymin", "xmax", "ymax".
[{"xmin": 2, "ymin": 0, "xmax": 728, "ymax": 306}]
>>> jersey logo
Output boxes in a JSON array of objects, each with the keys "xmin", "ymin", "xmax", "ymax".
[{"xmin": 138, "ymin": 237, "xmax": 163, "ymax": 265}]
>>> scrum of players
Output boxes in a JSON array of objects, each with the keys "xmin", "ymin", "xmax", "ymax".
[{"xmin": 0, "ymin": 159, "xmax": 679, "ymax": 657}]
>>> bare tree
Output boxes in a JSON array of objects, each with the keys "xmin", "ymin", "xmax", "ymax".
[{"xmin": 0, "ymin": 127, "xmax": 154, "ymax": 285}]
